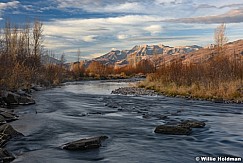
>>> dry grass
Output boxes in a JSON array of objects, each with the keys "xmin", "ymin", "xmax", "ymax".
[{"xmin": 138, "ymin": 53, "xmax": 243, "ymax": 101}]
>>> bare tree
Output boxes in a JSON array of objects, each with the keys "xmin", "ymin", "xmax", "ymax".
[
  {"xmin": 77, "ymin": 48, "xmax": 81, "ymax": 62},
  {"xmin": 214, "ymin": 23, "xmax": 228, "ymax": 55}
]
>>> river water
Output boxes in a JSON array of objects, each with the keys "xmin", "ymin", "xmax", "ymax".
[{"xmin": 7, "ymin": 80, "xmax": 243, "ymax": 163}]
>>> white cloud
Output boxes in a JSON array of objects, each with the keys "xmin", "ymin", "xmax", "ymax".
[
  {"xmin": 0, "ymin": 1, "xmax": 20, "ymax": 10},
  {"xmin": 82, "ymin": 35, "xmax": 97, "ymax": 42},
  {"xmin": 144, "ymin": 25, "xmax": 163, "ymax": 34},
  {"xmin": 102, "ymin": 2, "xmax": 145, "ymax": 13},
  {"xmin": 117, "ymin": 34, "xmax": 129, "ymax": 40}
]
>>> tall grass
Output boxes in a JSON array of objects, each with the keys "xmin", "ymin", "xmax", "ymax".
[{"xmin": 139, "ymin": 52, "xmax": 243, "ymax": 101}]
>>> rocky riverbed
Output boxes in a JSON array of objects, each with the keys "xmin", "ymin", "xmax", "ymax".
[{"xmin": 111, "ymin": 87, "xmax": 159, "ymax": 96}]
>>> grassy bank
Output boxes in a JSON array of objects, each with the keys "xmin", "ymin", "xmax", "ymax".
[{"xmin": 138, "ymin": 54, "xmax": 243, "ymax": 103}]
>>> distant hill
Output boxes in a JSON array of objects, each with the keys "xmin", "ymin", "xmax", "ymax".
[{"xmin": 182, "ymin": 39, "xmax": 243, "ymax": 64}]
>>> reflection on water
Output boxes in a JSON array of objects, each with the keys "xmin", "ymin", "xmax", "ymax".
[{"xmin": 8, "ymin": 80, "xmax": 243, "ymax": 163}]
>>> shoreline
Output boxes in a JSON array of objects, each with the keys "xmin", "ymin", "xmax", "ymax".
[{"xmin": 112, "ymin": 86, "xmax": 243, "ymax": 104}]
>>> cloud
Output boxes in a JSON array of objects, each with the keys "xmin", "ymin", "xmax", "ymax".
[
  {"xmin": 144, "ymin": 25, "xmax": 163, "ymax": 34},
  {"xmin": 196, "ymin": 4, "xmax": 217, "ymax": 9},
  {"xmin": 0, "ymin": 1, "xmax": 20, "ymax": 10},
  {"xmin": 166, "ymin": 8, "xmax": 243, "ymax": 24},
  {"xmin": 82, "ymin": 35, "xmax": 97, "ymax": 42},
  {"xmin": 102, "ymin": 2, "xmax": 145, "ymax": 13},
  {"xmin": 117, "ymin": 34, "xmax": 129, "ymax": 40},
  {"xmin": 155, "ymin": 0, "xmax": 183, "ymax": 5}
]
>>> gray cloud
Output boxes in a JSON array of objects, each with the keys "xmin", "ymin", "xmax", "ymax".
[
  {"xmin": 165, "ymin": 8, "xmax": 243, "ymax": 24},
  {"xmin": 196, "ymin": 4, "xmax": 217, "ymax": 9},
  {"xmin": 219, "ymin": 3, "xmax": 243, "ymax": 9}
]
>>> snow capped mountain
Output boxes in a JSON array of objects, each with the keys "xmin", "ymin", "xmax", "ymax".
[{"xmin": 93, "ymin": 44, "xmax": 202, "ymax": 66}]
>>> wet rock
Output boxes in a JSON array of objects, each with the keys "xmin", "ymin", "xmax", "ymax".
[
  {"xmin": 62, "ymin": 136, "xmax": 108, "ymax": 150},
  {"xmin": 111, "ymin": 87, "xmax": 159, "ymax": 96},
  {"xmin": 0, "ymin": 115, "xmax": 6, "ymax": 124},
  {"xmin": 154, "ymin": 125, "xmax": 192, "ymax": 135},
  {"xmin": 18, "ymin": 96, "xmax": 35, "ymax": 105},
  {"xmin": 31, "ymin": 85, "xmax": 44, "ymax": 91},
  {"xmin": 0, "ymin": 112, "xmax": 18, "ymax": 122},
  {"xmin": 1, "ymin": 91, "xmax": 35, "ymax": 106},
  {"xmin": 178, "ymin": 120, "xmax": 206, "ymax": 128},
  {"xmin": 2, "ymin": 92, "xmax": 19, "ymax": 105},
  {"xmin": 0, "ymin": 124, "xmax": 24, "ymax": 139},
  {"xmin": 0, "ymin": 148, "xmax": 15, "ymax": 162},
  {"xmin": 212, "ymin": 98, "xmax": 224, "ymax": 103}
]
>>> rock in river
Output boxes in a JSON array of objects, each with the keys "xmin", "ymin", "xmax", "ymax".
[
  {"xmin": 62, "ymin": 136, "xmax": 108, "ymax": 150},
  {"xmin": 0, "ymin": 124, "xmax": 24, "ymax": 139},
  {"xmin": 178, "ymin": 120, "xmax": 206, "ymax": 128},
  {"xmin": 1, "ymin": 91, "xmax": 35, "ymax": 106},
  {"xmin": 154, "ymin": 125, "xmax": 192, "ymax": 135},
  {"xmin": 0, "ymin": 148, "xmax": 15, "ymax": 163}
]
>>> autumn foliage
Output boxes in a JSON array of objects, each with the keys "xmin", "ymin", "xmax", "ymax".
[{"xmin": 0, "ymin": 20, "xmax": 66, "ymax": 91}]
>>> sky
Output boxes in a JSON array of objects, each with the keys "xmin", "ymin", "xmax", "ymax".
[{"xmin": 0, "ymin": 0, "xmax": 243, "ymax": 62}]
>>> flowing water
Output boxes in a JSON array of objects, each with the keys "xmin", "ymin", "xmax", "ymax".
[{"xmin": 7, "ymin": 80, "xmax": 243, "ymax": 163}]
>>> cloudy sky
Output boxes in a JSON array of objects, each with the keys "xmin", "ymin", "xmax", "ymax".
[{"xmin": 1, "ymin": 0, "xmax": 243, "ymax": 61}]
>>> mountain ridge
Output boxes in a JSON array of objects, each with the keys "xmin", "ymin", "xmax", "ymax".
[{"xmin": 93, "ymin": 44, "xmax": 202, "ymax": 67}]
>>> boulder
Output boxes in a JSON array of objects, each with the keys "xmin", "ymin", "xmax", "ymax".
[
  {"xmin": 0, "ymin": 148, "xmax": 15, "ymax": 162},
  {"xmin": 18, "ymin": 96, "xmax": 35, "ymax": 105},
  {"xmin": 2, "ymin": 91, "xmax": 35, "ymax": 106},
  {"xmin": 0, "ymin": 112, "xmax": 18, "ymax": 122},
  {"xmin": 62, "ymin": 136, "xmax": 108, "ymax": 150},
  {"xmin": 154, "ymin": 125, "xmax": 192, "ymax": 135},
  {"xmin": 178, "ymin": 120, "xmax": 206, "ymax": 128},
  {"xmin": 31, "ymin": 85, "xmax": 44, "ymax": 91},
  {"xmin": 0, "ymin": 115, "xmax": 6, "ymax": 124},
  {"xmin": 2, "ymin": 92, "xmax": 19, "ymax": 105},
  {"xmin": 0, "ymin": 124, "xmax": 24, "ymax": 139},
  {"xmin": 0, "ymin": 124, "xmax": 23, "ymax": 148}
]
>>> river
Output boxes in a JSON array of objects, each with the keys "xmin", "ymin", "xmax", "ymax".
[{"xmin": 7, "ymin": 80, "xmax": 243, "ymax": 163}]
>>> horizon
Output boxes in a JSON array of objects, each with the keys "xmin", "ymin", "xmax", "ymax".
[{"xmin": 1, "ymin": 0, "xmax": 243, "ymax": 62}]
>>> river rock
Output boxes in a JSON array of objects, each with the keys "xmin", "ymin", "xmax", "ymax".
[
  {"xmin": 31, "ymin": 85, "xmax": 44, "ymax": 91},
  {"xmin": 178, "ymin": 120, "xmax": 206, "ymax": 128},
  {"xmin": 1, "ymin": 92, "xmax": 19, "ymax": 105},
  {"xmin": 62, "ymin": 136, "xmax": 108, "ymax": 150},
  {"xmin": 18, "ymin": 96, "xmax": 35, "ymax": 105},
  {"xmin": 111, "ymin": 87, "xmax": 159, "ymax": 96},
  {"xmin": 154, "ymin": 125, "xmax": 192, "ymax": 135},
  {"xmin": 0, "ymin": 115, "xmax": 6, "ymax": 124},
  {"xmin": 0, "ymin": 148, "xmax": 15, "ymax": 162},
  {"xmin": 0, "ymin": 112, "xmax": 18, "ymax": 122},
  {"xmin": 1, "ymin": 91, "xmax": 35, "ymax": 106},
  {"xmin": 0, "ymin": 124, "xmax": 24, "ymax": 139}
]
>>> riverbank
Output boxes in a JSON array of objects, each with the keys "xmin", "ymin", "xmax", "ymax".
[
  {"xmin": 0, "ymin": 86, "xmax": 46, "ymax": 162},
  {"xmin": 137, "ymin": 79, "xmax": 243, "ymax": 104}
]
